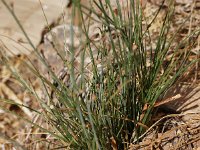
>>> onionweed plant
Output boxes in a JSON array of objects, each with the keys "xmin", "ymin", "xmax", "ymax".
[{"xmin": 0, "ymin": 0, "xmax": 199, "ymax": 149}]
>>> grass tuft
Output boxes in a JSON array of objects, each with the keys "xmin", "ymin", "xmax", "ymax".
[{"xmin": 0, "ymin": 0, "xmax": 200, "ymax": 149}]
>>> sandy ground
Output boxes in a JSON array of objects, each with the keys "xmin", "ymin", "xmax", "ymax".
[{"xmin": 0, "ymin": 0, "xmax": 68, "ymax": 55}]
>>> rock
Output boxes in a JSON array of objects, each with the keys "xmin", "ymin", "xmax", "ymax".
[
  {"xmin": 0, "ymin": 0, "xmax": 68, "ymax": 56},
  {"xmin": 162, "ymin": 83, "xmax": 200, "ymax": 114}
]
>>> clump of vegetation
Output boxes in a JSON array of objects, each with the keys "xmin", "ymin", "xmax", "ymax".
[{"xmin": 0, "ymin": 0, "xmax": 199, "ymax": 149}]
